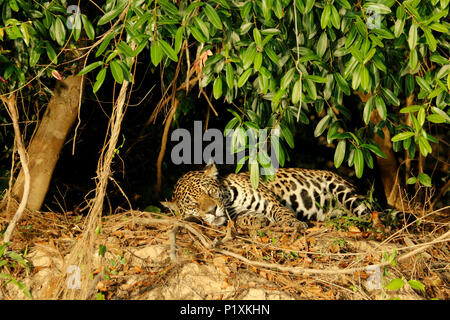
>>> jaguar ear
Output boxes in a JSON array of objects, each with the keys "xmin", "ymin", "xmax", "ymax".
[
  {"xmin": 204, "ymin": 161, "xmax": 218, "ymax": 177},
  {"xmin": 160, "ymin": 200, "xmax": 179, "ymax": 212}
]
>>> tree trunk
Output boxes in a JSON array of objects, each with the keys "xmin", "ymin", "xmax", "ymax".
[
  {"xmin": 370, "ymin": 110, "xmax": 404, "ymax": 210},
  {"xmin": 11, "ymin": 75, "xmax": 84, "ymax": 211},
  {"xmin": 355, "ymin": 90, "xmax": 405, "ymax": 210}
]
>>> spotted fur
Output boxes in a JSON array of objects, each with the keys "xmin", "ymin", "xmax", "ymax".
[{"xmin": 161, "ymin": 164, "xmax": 371, "ymax": 231}]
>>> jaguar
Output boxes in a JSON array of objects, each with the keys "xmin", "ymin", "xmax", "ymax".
[{"xmin": 161, "ymin": 163, "xmax": 373, "ymax": 231}]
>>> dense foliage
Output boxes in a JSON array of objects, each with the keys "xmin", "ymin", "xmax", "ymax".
[{"xmin": 0, "ymin": 0, "xmax": 449, "ymax": 190}]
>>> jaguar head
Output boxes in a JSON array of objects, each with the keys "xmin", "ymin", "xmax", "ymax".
[{"xmin": 161, "ymin": 163, "xmax": 228, "ymax": 226}]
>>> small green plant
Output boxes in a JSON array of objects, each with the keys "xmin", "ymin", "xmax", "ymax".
[
  {"xmin": 96, "ymin": 292, "xmax": 105, "ymax": 300},
  {"xmin": 98, "ymin": 244, "xmax": 107, "ymax": 257},
  {"xmin": 385, "ymin": 278, "xmax": 426, "ymax": 292},
  {"xmin": 256, "ymin": 230, "xmax": 266, "ymax": 237},
  {"xmin": 104, "ymin": 254, "xmax": 127, "ymax": 280},
  {"xmin": 380, "ymin": 249, "xmax": 426, "ymax": 299},
  {"xmin": 332, "ymin": 238, "xmax": 348, "ymax": 247},
  {"xmin": 326, "ymin": 214, "xmax": 368, "ymax": 231},
  {"xmin": 0, "ymin": 242, "xmax": 32, "ymax": 299}
]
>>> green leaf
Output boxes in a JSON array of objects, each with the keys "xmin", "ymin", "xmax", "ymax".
[
  {"xmin": 93, "ymin": 68, "xmax": 107, "ymax": 93},
  {"xmin": 271, "ymin": 133, "xmax": 285, "ymax": 166},
  {"xmin": 334, "ymin": 140, "xmax": 346, "ymax": 168},
  {"xmin": 98, "ymin": 7, "xmax": 122, "ymax": 26},
  {"xmin": 118, "ymin": 42, "xmax": 134, "ymax": 57},
  {"xmin": 321, "ymin": 4, "xmax": 331, "ymax": 29},
  {"xmin": 418, "ymin": 173, "xmax": 431, "ymax": 187},
  {"xmin": 394, "ymin": 19, "xmax": 405, "ymax": 38},
  {"xmin": 355, "ymin": 17, "xmax": 368, "ymax": 38},
  {"xmin": 372, "ymin": 54, "xmax": 387, "ymax": 72},
  {"xmin": 144, "ymin": 205, "xmax": 161, "ymax": 213},
  {"xmin": 271, "ymin": 89, "xmax": 285, "ymax": 109},
  {"xmin": 54, "ymin": 17, "xmax": 66, "ymax": 46},
  {"xmin": 279, "ymin": 123, "xmax": 295, "ymax": 148},
  {"xmin": 29, "ymin": 46, "xmax": 41, "ymax": 67},
  {"xmin": 314, "ymin": 114, "xmax": 331, "ymax": 137},
  {"xmin": 430, "ymin": 54, "xmax": 449, "ymax": 65},
  {"xmin": 9, "ymin": 0, "xmax": 19, "ymax": 12},
  {"xmin": 423, "ymin": 28, "xmax": 437, "ymax": 52},
  {"xmin": 363, "ymin": 96, "xmax": 373, "ymax": 125},
  {"xmin": 334, "ymin": 73, "xmax": 350, "ymax": 95},
  {"xmin": 408, "ymin": 280, "xmax": 425, "ymax": 291},
  {"xmin": 330, "ymin": 5, "xmax": 340, "ymax": 29},
  {"xmin": 151, "ymin": 41, "xmax": 163, "ymax": 66},
  {"xmin": 406, "ymin": 177, "xmax": 416, "ymax": 184},
  {"xmin": 225, "ymin": 63, "xmax": 234, "ymax": 88},
  {"xmin": 386, "ymin": 278, "xmax": 405, "ymax": 291},
  {"xmin": 400, "ymin": 105, "xmax": 422, "ymax": 113},
  {"xmin": 96, "ymin": 32, "xmax": 114, "ymax": 58},
  {"xmin": 46, "ymin": 42, "xmax": 57, "ymax": 64},
  {"xmin": 258, "ymin": 150, "xmax": 272, "ymax": 168},
  {"xmin": 261, "ymin": 0, "xmax": 272, "ymax": 19},
  {"xmin": 409, "ymin": 48, "xmax": 418, "ymax": 70},
  {"xmin": 213, "ymin": 76, "xmax": 222, "ymax": 99},
  {"xmin": 159, "ymin": 0, "xmax": 180, "ymax": 17},
  {"xmin": 361, "ymin": 143, "xmax": 387, "ymax": 158},
  {"xmin": 204, "ymin": 4, "xmax": 223, "ymax": 30},
  {"xmin": 189, "ymin": 25, "xmax": 206, "ymax": 43},
  {"xmin": 305, "ymin": 0, "xmax": 316, "ymax": 13},
  {"xmin": 408, "ymin": 23, "xmax": 418, "ymax": 50},
  {"xmin": 335, "ymin": 0, "xmax": 351, "ymax": 9},
  {"xmin": 360, "ymin": 65, "xmax": 370, "ymax": 91},
  {"xmin": 237, "ymin": 69, "xmax": 252, "ymax": 88},
  {"xmin": 280, "ymin": 67, "xmax": 296, "ymax": 90},
  {"xmin": 304, "ymin": 79, "xmax": 317, "ymax": 100},
  {"xmin": 343, "ymin": 56, "xmax": 359, "ymax": 79},
  {"xmin": 391, "ymin": 131, "xmax": 415, "ymax": 142},
  {"xmin": 159, "ymin": 39, "xmax": 178, "ymax": 62},
  {"xmin": 303, "ymin": 75, "xmax": 328, "ymax": 83},
  {"xmin": 242, "ymin": 43, "xmax": 257, "ymax": 69},
  {"xmin": 417, "ymin": 107, "xmax": 425, "ymax": 127},
  {"xmin": 431, "ymin": 106, "xmax": 450, "ymax": 122},
  {"xmin": 415, "ymin": 76, "xmax": 432, "ymax": 93},
  {"xmin": 264, "ymin": 46, "xmax": 279, "ymax": 64},
  {"xmin": 249, "ymin": 161, "xmax": 260, "ymax": 189},
  {"xmin": 20, "ymin": 23, "xmax": 30, "ymax": 46},
  {"xmin": 110, "ymin": 60, "xmax": 124, "ymax": 83},
  {"xmin": 261, "ymin": 28, "xmax": 281, "ymax": 35},
  {"xmin": 418, "ymin": 136, "xmax": 432, "ymax": 156},
  {"xmin": 316, "ymin": 32, "xmax": 328, "ymax": 57},
  {"xmin": 363, "ymin": 48, "xmax": 376, "ymax": 65},
  {"xmin": 174, "ymin": 27, "xmax": 184, "ymax": 54},
  {"xmin": 253, "ymin": 28, "xmax": 262, "ymax": 46},
  {"xmin": 240, "ymin": 2, "xmax": 252, "ymax": 18},
  {"xmin": 254, "ymin": 52, "xmax": 263, "ymax": 71},
  {"xmin": 292, "ymin": 79, "xmax": 302, "ymax": 104},
  {"xmin": 365, "ymin": 3, "xmax": 391, "ymax": 14},
  {"xmin": 81, "ymin": 15, "xmax": 95, "ymax": 40},
  {"xmin": 375, "ymin": 96, "xmax": 387, "ymax": 120},
  {"xmin": 381, "ymin": 87, "xmax": 400, "ymax": 106},
  {"xmin": 354, "ymin": 148, "xmax": 364, "ymax": 178},
  {"xmin": 78, "ymin": 61, "xmax": 104, "ymax": 75}
]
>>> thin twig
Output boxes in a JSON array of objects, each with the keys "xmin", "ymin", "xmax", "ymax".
[
  {"xmin": 1, "ymin": 93, "xmax": 31, "ymax": 244},
  {"xmin": 155, "ymin": 98, "xmax": 179, "ymax": 196}
]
